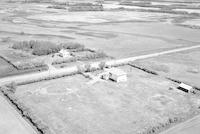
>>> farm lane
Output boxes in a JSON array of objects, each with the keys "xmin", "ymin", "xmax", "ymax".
[{"xmin": 0, "ymin": 45, "xmax": 200, "ymax": 86}]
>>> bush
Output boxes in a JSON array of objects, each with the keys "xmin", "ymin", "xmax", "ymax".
[
  {"xmin": 32, "ymin": 41, "xmax": 61, "ymax": 56},
  {"xmin": 84, "ymin": 64, "xmax": 91, "ymax": 72},
  {"xmin": 12, "ymin": 40, "xmax": 61, "ymax": 56},
  {"xmin": 47, "ymin": 5, "xmax": 66, "ymax": 9},
  {"xmin": 16, "ymin": 61, "xmax": 47, "ymax": 70},
  {"xmin": 6, "ymin": 82, "xmax": 17, "ymax": 94},
  {"xmin": 60, "ymin": 42, "xmax": 84, "ymax": 50},
  {"xmin": 12, "ymin": 41, "xmax": 32, "ymax": 50},
  {"xmin": 1, "ymin": 37, "xmax": 11, "ymax": 42},
  {"xmin": 52, "ymin": 50, "xmax": 108, "ymax": 65},
  {"xmin": 99, "ymin": 61, "xmax": 106, "ymax": 69},
  {"xmin": 77, "ymin": 65, "xmax": 85, "ymax": 73},
  {"xmin": 68, "ymin": 4, "xmax": 103, "ymax": 12}
]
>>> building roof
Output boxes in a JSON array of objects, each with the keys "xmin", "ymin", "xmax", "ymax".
[
  {"xmin": 108, "ymin": 68, "xmax": 127, "ymax": 76},
  {"xmin": 59, "ymin": 49, "xmax": 69, "ymax": 54},
  {"xmin": 179, "ymin": 83, "xmax": 193, "ymax": 90}
]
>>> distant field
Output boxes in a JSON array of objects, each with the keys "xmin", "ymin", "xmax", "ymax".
[
  {"xmin": 15, "ymin": 66, "xmax": 200, "ymax": 134},
  {"xmin": 132, "ymin": 48, "xmax": 200, "ymax": 87},
  {"xmin": 1, "ymin": 1, "xmax": 200, "ymax": 59}
]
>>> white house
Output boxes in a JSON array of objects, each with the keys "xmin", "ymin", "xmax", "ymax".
[
  {"xmin": 108, "ymin": 68, "xmax": 127, "ymax": 82},
  {"xmin": 58, "ymin": 49, "xmax": 70, "ymax": 58},
  {"xmin": 178, "ymin": 83, "xmax": 194, "ymax": 93}
]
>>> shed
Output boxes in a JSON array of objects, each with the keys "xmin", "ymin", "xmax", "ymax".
[
  {"xmin": 101, "ymin": 72, "xmax": 110, "ymax": 80},
  {"xmin": 178, "ymin": 83, "xmax": 193, "ymax": 93},
  {"xmin": 59, "ymin": 49, "xmax": 70, "ymax": 58},
  {"xmin": 109, "ymin": 68, "xmax": 127, "ymax": 82}
]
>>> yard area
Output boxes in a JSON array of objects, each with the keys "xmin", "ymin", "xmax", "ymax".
[
  {"xmin": 132, "ymin": 48, "xmax": 200, "ymax": 88},
  {"xmin": 15, "ymin": 65, "xmax": 200, "ymax": 134}
]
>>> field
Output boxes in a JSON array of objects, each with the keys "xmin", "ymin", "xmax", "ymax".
[
  {"xmin": 0, "ymin": 57, "xmax": 17, "ymax": 78},
  {"xmin": 14, "ymin": 66, "xmax": 200, "ymax": 134},
  {"xmin": 0, "ymin": 0, "xmax": 200, "ymax": 134},
  {"xmin": 132, "ymin": 48, "xmax": 200, "ymax": 88},
  {"xmin": 0, "ymin": 94, "xmax": 37, "ymax": 134},
  {"xmin": 0, "ymin": 0, "xmax": 200, "ymax": 59}
]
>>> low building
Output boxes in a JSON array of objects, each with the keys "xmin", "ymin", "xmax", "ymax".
[
  {"xmin": 178, "ymin": 83, "xmax": 194, "ymax": 93},
  {"xmin": 101, "ymin": 72, "xmax": 110, "ymax": 80},
  {"xmin": 58, "ymin": 49, "xmax": 70, "ymax": 58},
  {"xmin": 109, "ymin": 68, "xmax": 127, "ymax": 82}
]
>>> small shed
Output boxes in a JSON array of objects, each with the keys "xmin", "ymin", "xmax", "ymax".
[
  {"xmin": 109, "ymin": 68, "xmax": 127, "ymax": 82},
  {"xmin": 178, "ymin": 83, "xmax": 193, "ymax": 93},
  {"xmin": 101, "ymin": 72, "xmax": 110, "ymax": 80},
  {"xmin": 59, "ymin": 49, "xmax": 70, "ymax": 58}
]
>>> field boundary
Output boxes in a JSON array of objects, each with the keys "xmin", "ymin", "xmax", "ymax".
[
  {"xmin": 0, "ymin": 87, "xmax": 54, "ymax": 134},
  {"xmin": 0, "ymin": 55, "xmax": 18, "ymax": 69}
]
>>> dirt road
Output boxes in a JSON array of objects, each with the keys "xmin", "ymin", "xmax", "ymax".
[
  {"xmin": 0, "ymin": 45, "xmax": 200, "ymax": 86},
  {"xmin": 0, "ymin": 94, "xmax": 37, "ymax": 134},
  {"xmin": 161, "ymin": 114, "xmax": 200, "ymax": 134}
]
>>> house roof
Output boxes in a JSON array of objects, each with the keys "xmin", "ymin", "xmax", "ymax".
[
  {"xmin": 179, "ymin": 83, "xmax": 193, "ymax": 90},
  {"xmin": 59, "ymin": 49, "xmax": 69, "ymax": 54},
  {"xmin": 108, "ymin": 68, "xmax": 127, "ymax": 76}
]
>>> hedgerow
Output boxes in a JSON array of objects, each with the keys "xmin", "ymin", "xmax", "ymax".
[
  {"xmin": 52, "ymin": 50, "xmax": 108, "ymax": 65},
  {"xmin": 0, "ymin": 86, "xmax": 53, "ymax": 134},
  {"xmin": 12, "ymin": 40, "xmax": 88, "ymax": 56}
]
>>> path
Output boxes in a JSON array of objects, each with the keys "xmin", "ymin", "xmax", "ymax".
[
  {"xmin": 0, "ymin": 45, "xmax": 200, "ymax": 86},
  {"xmin": 0, "ymin": 94, "xmax": 37, "ymax": 134}
]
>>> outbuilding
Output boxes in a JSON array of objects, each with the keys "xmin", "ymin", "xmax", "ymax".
[
  {"xmin": 178, "ymin": 83, "xmax": 194, "ymax": 93},
  {"xmin": 58, "ymin": 49, "xmax": 70, "ymax": 58},
  {"xmin": 109, "ymin": 68, "xmax": 127, "ymax": 82}
]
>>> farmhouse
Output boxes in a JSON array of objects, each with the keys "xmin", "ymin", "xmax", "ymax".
[
  {"xmin": 178, "ymin": 83, "xmax": 194, "ymax": 93},
  {"xmin": 109, "ymin": 68, "xmax": 127, "ymax": 82},
  {"xmin": 58, "ymin": 49, "xmax": 70, "ymax": 58}
]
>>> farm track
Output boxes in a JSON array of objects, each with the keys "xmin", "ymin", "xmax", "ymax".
[{"xmin": 0, "ymin": 44, "xmax": 200, "ymax": 86}]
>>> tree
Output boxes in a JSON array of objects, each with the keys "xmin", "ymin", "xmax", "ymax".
[
  {"xmin": 99, "ymin": 61, "xmax": 106, "ymax": 69},
  {"xmin": 7, "ymin": 82, "xmax": 17, "ymax": 94},
  {"xmin": 77, "ymin": 65, "xmax": 85, "ymax": 73},
  {"xmin": 84, "ymin": 64, "xmax": 91, "ymax": 72}
]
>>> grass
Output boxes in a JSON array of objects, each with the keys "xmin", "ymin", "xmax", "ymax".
[
  {"xmin": 132, "ymin": 48, "xmax": 200, "ymax": 88},
  {"xmin": 0, "ymin": 57, "xmax": 17, "ymax": 78},
  {"xmin": 14, "ymin": 65, "xmax": 200, "ymax": 134}
]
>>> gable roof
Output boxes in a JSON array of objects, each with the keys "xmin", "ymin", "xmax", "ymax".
[
  {"xmin": 108, "ymin": 68, "xmax": 127, "ymax": 76},
  {"xmin": 179, "ymin": 83, "xmax": 193, "ymax": 90}
]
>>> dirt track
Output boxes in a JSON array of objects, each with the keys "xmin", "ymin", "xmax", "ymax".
[{"xmin": 0, "ymin": 45, "xmax": 200, "ymax": 86}]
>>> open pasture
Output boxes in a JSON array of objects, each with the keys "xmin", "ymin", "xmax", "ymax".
[
  {"xmin": 15, "ymin": 65, "xmax": 200, "ymax": 134},
  {"xmin": 132, "ymin": 48, "xmax": 200, "ymax": 88}
]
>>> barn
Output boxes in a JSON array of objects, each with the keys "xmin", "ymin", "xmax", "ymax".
[
  {"xmin": 178, "ymin": 83, "xmax": 194, "ymax": 93},
  {"xmin": 109, "ymin": 68, "xmax": 127, "ymax": 82}
]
